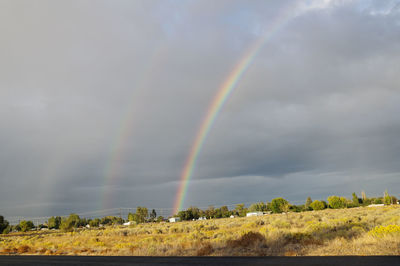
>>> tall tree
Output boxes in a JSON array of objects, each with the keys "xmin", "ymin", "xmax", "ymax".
[
  {"xmin": 234, "ymin": 204, "xmax": 247, "ymax": 217},
  {"xmin": 270, "ymin": 198, "xmax": 289, "ymax": 213},
  {"xmin": 305, "ymin": 197, "xmax": 313, "ymax": 210},
  {"xmin": 384, "ymin": 190, "xmax": 392, "ymax": 205},
  {"xmin": 361, "ymin": 191, "xmax": 367, "ymax": 202},
  {"xmin": 352, "ymin": 192, "xmax": 359, "ymax": 207},
  {"xmin": 150, "ymin": 209, "xmax": 157, "ymax": 221},
  {"xmin": 0, "ymin": 215, "xmax": 9, "ymax": 234}
]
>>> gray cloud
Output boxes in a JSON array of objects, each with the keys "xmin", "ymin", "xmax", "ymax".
[{"xmin": 1, "ymin": 0, "xmax": 400, "ymax": 217}]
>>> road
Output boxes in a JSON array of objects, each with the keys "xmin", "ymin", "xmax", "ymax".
[{"xmin": 0, "ymin": 256, "xmax": 399, "ymax": 266}]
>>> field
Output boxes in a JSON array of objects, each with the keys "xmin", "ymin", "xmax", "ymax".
[{"xmin": 1, "ymin": 206, "xmax": 400, "ymax": 256}]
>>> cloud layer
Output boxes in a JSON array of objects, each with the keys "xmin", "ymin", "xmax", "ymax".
[{"xmin": 1, "ymin": 0, "xmax": 400, "ymax": 217}]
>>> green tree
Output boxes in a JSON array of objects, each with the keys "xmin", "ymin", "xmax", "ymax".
[
  {"xmin": 234, "ymin": 204, "xmax": 247, "ymax": 217},
  {"xmin": 248, "ymin": 202, "xmax": 267, "ymax": 212},
  {"xmin": 150, "ymin": 209, "xmax": 157, "ymax": 221},
  {"xmin": 219, "ymin": 206, "xmax": 230, "ymax": 218},
  {"xmin": 310, "ymin": 200, "xmax": 326, "ymax": 211},
  {"xmin": 19, "ymin": 220, "xmax": 34, "ymax": 232},
  {"xmin": 305, "ymin": 197, "xmax": 313, "ymax": 211},
  {"xmin": 89, "ymin": 218, "xmax": 100, "ymax": 227},
  {"xmin": 205, "ymin": 206, "xmax": 216, "ymax": 218},
  {"xmin": 0, "ymin": 215, "xmax": 10, "ymax": 234},
  {"xmin": 128, "ymin": 207, "xmax": 148, "ymax": 224},
  {"xmin": 352, "ymin": 192, "xmax": 360, "ymax": 207},
  {"xmin": 327, "ymin": 196, "xmax": 347, "ymax": 209},
  {"xmin": 361, "ymin": 190, "xmax": 367, "ymax": 203},
  {"xmin": 391, "ymin": 196, "xmax": 398, "ymax": 205},
  {"xmin": 374, "ymin": 198, "xmax": 383, "ymax": 204},
  {"xmin": 60, "ymin": 213, "xmax": 81, "ymax": 232},
  {"xmin": 100, "ymin": 216, "xmax": 123, "ymax": 225},
  {"xmin": 384, "ymin": 190, "xmax": 391, "ymax": 205},
  {"xmin": 270, "ymin": 198, "xmax": 289, "ymax": 213},
  {"xmin": 48, "ymin": 216, "xmax": 62, "ymax": 229}
]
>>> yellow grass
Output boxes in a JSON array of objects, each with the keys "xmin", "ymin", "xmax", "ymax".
[{"xmin": 1, "ymin": 205, "xmax": 400, "ymax": 256}]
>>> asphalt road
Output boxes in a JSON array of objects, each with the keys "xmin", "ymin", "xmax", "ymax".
[{"xmin": 0, "ymin": 256, "xmax": 399, "ymax": 266}]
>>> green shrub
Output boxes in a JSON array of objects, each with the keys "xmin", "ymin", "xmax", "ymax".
[
  {"xmin": 327, "ymin": 196, "xmax": 348, "ymax": 209},
  {"xmin": 310, "ymin": 200, "xmax": 326, "ymax": 211}
]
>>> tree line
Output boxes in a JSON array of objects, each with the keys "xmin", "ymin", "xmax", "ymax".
[{"xmin": 0, "ymin": 190, "xmax": 398, "ymax": 234}]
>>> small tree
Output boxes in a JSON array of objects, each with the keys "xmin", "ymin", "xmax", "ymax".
[
  {"xmin": 391, "ymin": 196, "xmax": 398, "ymax": 205},
  {"xmin": 327, "ymin": 196, "xmax": 347, "ymax": 209},
  {"xmin": 60, "ymin": 213, "xmax": 81, "ymax": 232},
  {"xmin": 19, "ymin": 220, "xmax": 34, "ymax": 232},
  {"xmin": 234, "ymin": 204, "xmax": 247, "ymax": 217},
  {"xmin": 0, "ymin": 215, "xmax": 10, "ymax": 234},
  {"xmin": 248, "ymin": 202, "xmax": 267, "ymax": 212},
  {"xmin": 150, "ymin": 209, "xmax": 157, "ymax": 221},
  {"xmin": 310, "ymin": 200, "xmax": 326, "ymax": 211},
  {"xmin": 305, "ymin": 197, "xmax": 313, "ymax": 211},
  {"xmin": 352, "ymin": 192, "xmax": 360, "ymax": 207},
  {"xmin": 361, "ymin": 190, "xmax": 367, "ymax": 203},
  {"xmin": 384, "ymin": 190, "xmax": 391, "ymax": 205},
  {"xmin": 48, "ymin": 216, "xmax": 62, "ymax": 229},
  {"xmin": 270, "ymin": 198, "xmax": 289, "ymax": 213},
  {"xmin": 89, "ymin": 218, "xmax": 100, "ymax": 227}
]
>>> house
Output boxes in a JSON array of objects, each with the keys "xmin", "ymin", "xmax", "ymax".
[
  {"xmin": 246, "ymin": 212, "xmax": 263, "ymax": 217},
  {"xmin": 198, "ymin": 217, "xmax": 206, "ymax": 221},
  {"xmin": 169, "ymin": 217, "xmax": 181, "ymax": 223},
  {"xmin": 123, "ymin": 221, "xmax": 134, "ymax": 226},
  {"xmin": 230, "ymin": 215, "xmax": 235, "ymax": 218},
  {"xmin": 367, "ymin": 204, "xmax": 385, "ymax": 207}
]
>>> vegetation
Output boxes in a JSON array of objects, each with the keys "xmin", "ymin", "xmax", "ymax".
[
  {"xmin": 0, "ymin": 190, "xmax": 399, "ymax": 256},
  {"xmin": 310, "ymin": 200, "xmax": 326, "ymax": 211},
  {"xmin": 270, "ymin": 198, "xmax": 289, "ymax": 213},
  {"xmin": 0, "ymin": 205, "xmax": 399, "ymax": 256},
  {"xmin": 0, "ymin": 216, "xmax": 9, "ymax": 234}
]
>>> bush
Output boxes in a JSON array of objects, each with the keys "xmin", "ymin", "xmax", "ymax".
[
  {"xmin": 227, "ymin": 232, "xmax": 265, "ymax": 248},
  {"xmin": 60, "ymin": 214, "xmax": 82, "ymax": 232},
  {"xmin": 327, "ymin": 196, "xmax": 348, "ymax": 209},
  {"xmin": 270, "ymin": 198, "xmax": 289, "ymax": 213},
  {"xmin": 48, "ymin": 216, "xmax": 62, "ymax": 229},
  {"xmin": 19, "ymin": 220, "xmax": 34, "ymax": 232},
  {"xmin": 89, "ymin": 218, "xmax": 100, "ymax": 227},
  {"xmin": 368, "ymin": 225, "xmax": 400, "ymax": 237},
  {"xmin": 310, "ymin": 200, "xmax": 326, "ymax": 211},
  {"xmin": 0, "ymin": 215, "xmax": 9, "ymax": 234}
]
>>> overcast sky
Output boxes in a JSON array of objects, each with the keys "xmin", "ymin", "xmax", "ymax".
[{"xmin": 1, "ymin": 0, "xmax": 400, "ymax": 218}]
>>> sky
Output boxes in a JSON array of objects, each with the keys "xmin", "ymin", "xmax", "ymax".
[{"xmin": 1, "ymin": 0, "xmax": 400, "ymax": 218}]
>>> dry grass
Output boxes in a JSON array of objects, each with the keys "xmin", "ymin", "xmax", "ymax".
[{"xmin": 1, "ymin": 205, "xmax": 400, "ymax": 256}]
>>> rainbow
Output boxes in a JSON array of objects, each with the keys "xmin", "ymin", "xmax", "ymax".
[
  {"xmin": 102, "ymin": 46, "xmax": 169, "ymax": 209},
  {"xmin": 173, "ymin": 3, "xmax": 299, "ymax": 214}
]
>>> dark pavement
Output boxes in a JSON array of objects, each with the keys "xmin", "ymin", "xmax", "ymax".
[{"xmin": 0, "ymin": 256, "xmax": 399, "ymax": 266}]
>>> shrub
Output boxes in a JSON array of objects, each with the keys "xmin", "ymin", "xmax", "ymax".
[
  {"xmin": 310, "ymin": 200, "xmax": 326, "ymax": 211},
  {"xmin": 368, "ymin": 225, "xmax": 400, "ymax": 237},
  {"xmin": 327, "ymin": 196, "xmax": 347, "ymax": 209},
  {"xmin": 227, "ymin": 232, "xmax": 265, "ymax": 248},
  {"xmin": 270, "ymin": 198, "xmax": 289, "ymax": 213},
  {"xmin": 196, "ymin": 243, "xmax": 214, "ymax": 256},
  {"xmin": 0, "ymin": 215, "xmax": 9, "ymax": 234},
  {"xmin": 19, "ymin": 220, "xmax": 34, "ymax": 232}
]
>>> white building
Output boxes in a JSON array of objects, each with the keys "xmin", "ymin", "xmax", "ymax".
[
  {"xmin": 198, "ymin": 217, "xmax": 206, "ymax": 221},
  {"xmin": 246, "ymin": 212, "xmax": 263, "ymax": 217},
  {"xmin": 367, "ymin": 204, "xmax": 385, "ymax": 207},
  {"xmin": 169, "ymin": 217, "xmax": 181, "ymax": 223},
  {"xmin": 123, "ymin": 221, "xmax": 134, "ymax": 226}
]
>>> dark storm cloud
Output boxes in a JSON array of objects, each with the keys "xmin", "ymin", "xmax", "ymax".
[{"xmin": 1, "ymin": 0, "xmax": 400, "ymax": 217}]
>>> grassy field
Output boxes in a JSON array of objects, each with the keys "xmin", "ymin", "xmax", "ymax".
[{"xmin": 1, "ymin": 205, "xmax": 400, "ymax": 256}]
